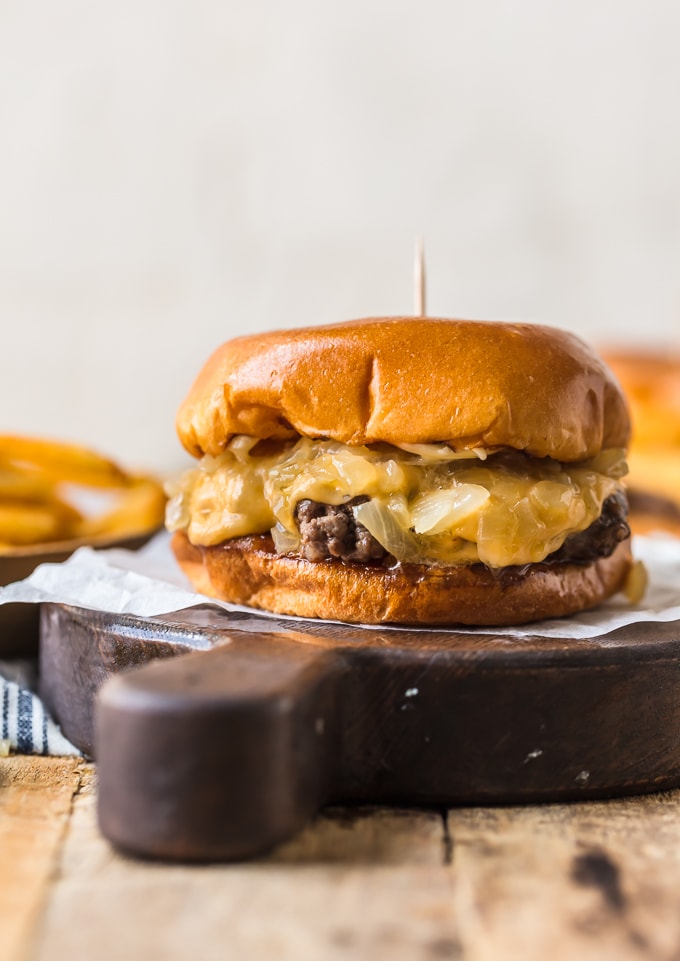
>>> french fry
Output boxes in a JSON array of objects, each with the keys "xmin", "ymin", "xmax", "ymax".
[
  {"xmin": 0, "ymin": 435, "xmax": 167, "ymax": 551},
  {"xmin": 0, "ymin": 469, "xmax": 58, "ymax": 503},
  {"xmin": 0, "ymin": 499, "xmax": 83, "ymax": 545},
  {"xmin": 77, "ymin": 476, "xmax": 167, "ymax": 539},
  {"xmin": 0, "ymin": 435, "xmax": 128, "ymax": 489}
]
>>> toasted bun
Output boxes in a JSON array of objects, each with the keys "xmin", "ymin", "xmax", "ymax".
[
  {"xmin": 172, "ymin": 531, "xmax": 632, "ymax": 627},
  {"xmin": 178, "ymin": 318, "xmax": 630, "ymax": 462}
]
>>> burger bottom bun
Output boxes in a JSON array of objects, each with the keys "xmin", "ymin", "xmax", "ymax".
[{"xmin": 171, "ymin": 532, "xmax": 633, "ymax": 627}]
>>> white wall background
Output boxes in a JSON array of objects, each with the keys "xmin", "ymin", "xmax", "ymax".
[{"xmin": 1, "ymin": 1, "xmax": 679, "ymax": 471}]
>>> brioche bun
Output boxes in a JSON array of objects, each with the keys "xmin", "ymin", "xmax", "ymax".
[
  {"xmin": 178, "ymin": 318, "xmax": 630, "ymax": 462},
  {"xmin": 172, "ymin": 531, "xmax": 632, "ymax": 626}
]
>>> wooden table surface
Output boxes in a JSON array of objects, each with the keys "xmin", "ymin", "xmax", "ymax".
[{"xmin": 3, "ymin": 757, "xmax": 680, "ymax": 961}]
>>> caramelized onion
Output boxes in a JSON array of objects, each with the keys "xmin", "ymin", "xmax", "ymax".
[
  {"xmin": 395, "ymin": 442, "xmax": 489, "ymax": 462},
  {"xmin": 271, "ymin": 523, "xmax": 300, "ymax": 554},
  {"xmin": 168, "ymin": 436, "xmax": 628, "ymax": 568},
  {"xmin": 352, "ymin": 499, "xmax": 421, "ymax": 563},
  {"xmin": 410, "ymin": 486, "xmax": 490, "ymax": 534}
]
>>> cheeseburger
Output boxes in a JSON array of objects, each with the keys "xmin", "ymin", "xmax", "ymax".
[{"xmin": 166, "ymin": 317, "xmax": 633, "ymax": 625}]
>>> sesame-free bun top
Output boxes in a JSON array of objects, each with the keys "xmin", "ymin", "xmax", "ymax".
[{"xmin": 177, "ymin": 317, "xmax": 630, "ymax": 462}]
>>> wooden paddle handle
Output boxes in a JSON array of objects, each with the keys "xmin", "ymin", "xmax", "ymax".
[{"xmin": 96, "ymin": 631, "xmax": 342, "ymax": 861}]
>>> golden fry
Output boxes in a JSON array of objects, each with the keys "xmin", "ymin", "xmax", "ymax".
[
  {"xmin": 0, "ymin": 435, "xmax": 166, "ymax": 550},
  {"xmin": 0, "ymin": 500, "xmax": 83, "ymax": 545},
  {"xmin": 0, "ymin": 468, "xmax": 58, "ymax": 503},
  {"xmin": 0, "ymin": 435, "xmax": 128, "ymax": 489},
  {"xmin": 77, "ymin": 476, "xmax": 167, "ymax": 539}
]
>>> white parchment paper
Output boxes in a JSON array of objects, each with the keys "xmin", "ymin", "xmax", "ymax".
[{"xmin": 1, "ymin": 532, "xmax": 679, "ymax": 640}]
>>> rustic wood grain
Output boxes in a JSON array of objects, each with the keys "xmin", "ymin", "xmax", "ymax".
[
  {"xmin": 0, "ymin": 757, "xmax": 90, "ymax": 961},
  {"xmin": 29, "ymin": 793, "xmax": 457, "ymax": 961},
  {"xmin": 447, "ymin": 796, "xmax": 680, "ymax": 960},
  {"xmin": 16, "ymin": 760, "xmax": 680, "ymax": 961}
]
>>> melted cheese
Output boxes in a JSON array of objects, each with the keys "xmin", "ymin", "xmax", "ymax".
[{"xmin": 166, "ymin": 437, "xmax": 627, "ymax": 568}]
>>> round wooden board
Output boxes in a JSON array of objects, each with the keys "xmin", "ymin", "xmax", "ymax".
[
  {"xmin": 0, "ymin": 530, "xmax": 159, "ymax": 658},
  {"xmin": 40, "ymin": 603, "xmax": 680, "ymax": 862}
]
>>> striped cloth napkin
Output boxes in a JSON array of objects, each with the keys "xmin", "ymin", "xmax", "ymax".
[{"xmin": 0, "ymin": 660, "xmax": 79, "ymax": 756}]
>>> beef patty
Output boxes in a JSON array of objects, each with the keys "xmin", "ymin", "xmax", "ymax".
[
  {"xmin": 295, "ymin": 496, "xmax": 385, "ymax": 563},
  {"xmin": 294, "ymin": 492, "xmax": 630, "ymax": 568}
]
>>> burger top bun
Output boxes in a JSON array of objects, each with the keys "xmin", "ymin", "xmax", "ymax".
[{"xmin": 177, "ymin": 318, "xmax": 631, "ymax": 462}]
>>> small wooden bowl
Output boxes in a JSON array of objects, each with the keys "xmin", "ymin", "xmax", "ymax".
[{"xmin": 0, "ymin": 531, "xmax": 157, "ymax": 658}]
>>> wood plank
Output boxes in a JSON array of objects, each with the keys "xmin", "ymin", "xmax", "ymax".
[
  {"xmin": 448, "ymin": 793, "xmax": 680, "ymax": 961},
  {"xmin": 28, "ymin": 784, "xmax": 680, "ymax": 961},
  {"xmin": 29, "ymin": 795, "xmax": 455, "ymax": 961},
  {"xmin": 0, "ymin": 757, "xmax": 89, "ymax": 961}
]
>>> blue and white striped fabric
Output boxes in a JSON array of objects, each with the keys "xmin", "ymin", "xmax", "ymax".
[{"xmin": 0, "ymin": 661, "xmax": 79, "ymax": 756}]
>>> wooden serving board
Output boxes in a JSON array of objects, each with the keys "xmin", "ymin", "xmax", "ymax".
[
  {"xmin": 39, "ymin": 603, "xmax": 680, "ymax": 862},
  {"xmin": 0, "ymin": 531, "xmax": 156, "ymax": 658}
]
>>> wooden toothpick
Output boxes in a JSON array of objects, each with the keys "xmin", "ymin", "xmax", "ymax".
[{"xmin": 414, "ymin": 237, "xmax": 426, "ymax": 316}]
